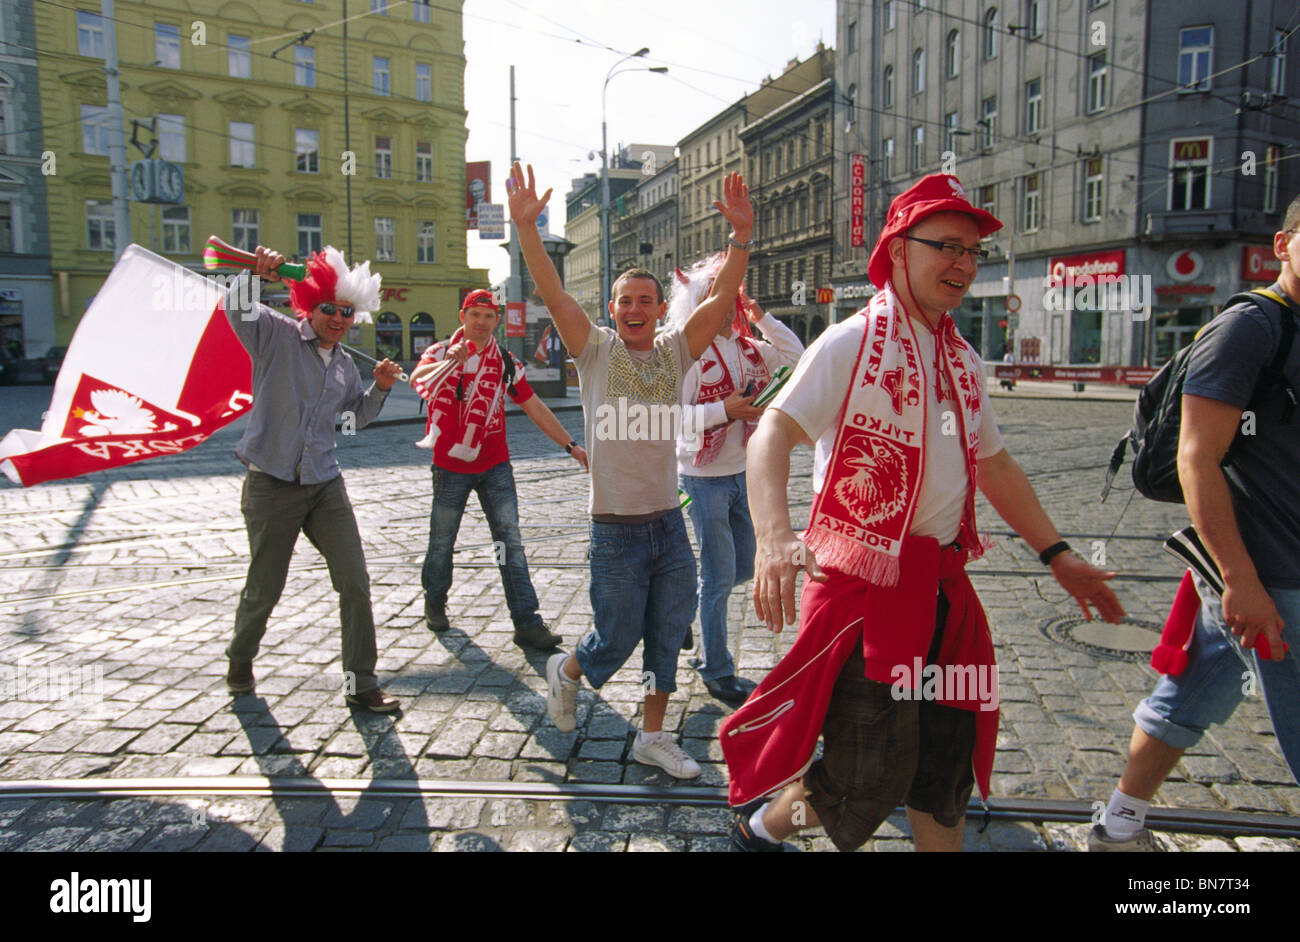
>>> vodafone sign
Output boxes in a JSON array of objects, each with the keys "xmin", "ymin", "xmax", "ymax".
[
  {"xmin": 1241, "ymin": 245, "xmax": 1282, "ymax": 283},
  {"xmin": 1048, "ymin": 249, "xmax": 1125, "ymax": 284},
  {"xmin": 1166, "ymin": 250, "xmax": 1204, "ymax": 283}
]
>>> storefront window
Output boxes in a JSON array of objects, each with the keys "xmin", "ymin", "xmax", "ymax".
[
  {"xmin": 410, "ymin": 312, "xmax": 435, "ymax": 358},
  {"xmin": 375, "ymin": 311, "xmax": 402, "ymax": 362},
  {"xmin": 1070, "ymin": 309, "xmax": 1102, "ymax": 363},
  {"xmin": 1153, "ymin": 306, "xmax": 1209, "ymax": 365}
]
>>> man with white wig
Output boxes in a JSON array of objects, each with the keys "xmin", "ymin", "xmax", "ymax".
[
  {"xmin": 670, "ymin": 256, "xmax": 804, "ymax": 705},
  {"xmin": 223, "ymin": 245, "xmax": 405, "ymax": 713}
]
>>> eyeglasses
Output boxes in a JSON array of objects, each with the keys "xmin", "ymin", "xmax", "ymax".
[
  {"xmin": 318, "ymin": 303, "xmax": 355, "ymax": 318},
  {"xmin": 905, "ymin": 236, "xmax": 989, "ymax": 263}
]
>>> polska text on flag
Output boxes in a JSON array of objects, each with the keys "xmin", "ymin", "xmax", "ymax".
[{"xmin": 0, "ymin": 245, "xmax": 253, "ymax": 486}]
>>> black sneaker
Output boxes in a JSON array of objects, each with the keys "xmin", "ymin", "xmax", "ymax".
[
  {"xmin": 425, "ymin": 599, "xmax": 450, "ymax": 632},
  {"xmin": 514, "ymin": 621, "xmax": 562, "ymax": 650},
  {"xmin": 729, "ymin": 801, "xmax": 786, "ymax": 852}
]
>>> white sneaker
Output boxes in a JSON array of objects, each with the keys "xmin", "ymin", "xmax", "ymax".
[
  {"xmin": 546, "ymin": 652, "xmax": 578, "ymax": 732},
  {"xmin": 1087, "ymin": 824, "xmax": 1160, "ymax": 852},
  {"xmin": 632, "ymin": 732, "xmax": 702, "ymax": 779}
]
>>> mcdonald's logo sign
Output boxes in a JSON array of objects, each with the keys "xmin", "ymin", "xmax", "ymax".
[
  {"xmin": 1172, "ymin": 138, "xmax": 1210, "ymax": 162},
  {"xmin": 817, "ymin": 287, "xmax": 835, "ymax": 304}
]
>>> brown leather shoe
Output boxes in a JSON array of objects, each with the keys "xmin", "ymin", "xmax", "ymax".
[
  {"xmin": 226, "ymin": 659, "xmax": 254, "ymax": 694},
  {"xmin": 345, "ymin": 687, "xmax": 401, "ymax": 713}
]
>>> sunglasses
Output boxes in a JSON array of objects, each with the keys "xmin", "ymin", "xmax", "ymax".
[{"xmin": 318, "ymin": 303, "xmax": 355, "ymax": 318}]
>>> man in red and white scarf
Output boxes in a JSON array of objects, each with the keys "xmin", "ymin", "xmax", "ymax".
[
  {"xmin": 724, "ymin": 174, "xmax": 1126, "ymax": 852},
  {"xmin": 671, "ymin": 255, "xmax": 805, "ymax": 706},
  {"xmin": 409, "ymin": 289, "xmax": 587, "ymax": 650}
]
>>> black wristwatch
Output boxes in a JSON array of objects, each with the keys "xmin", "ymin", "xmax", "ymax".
[
  {"xmin": 1038, "ymin": 541, "xmax": 1072, "ymax": 566},
  {"xmin": 564, "ymin": 441, "xmax": 578, "ymax": 455}
]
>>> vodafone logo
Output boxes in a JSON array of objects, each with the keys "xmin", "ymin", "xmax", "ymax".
[{"xmin": 1166, "ymin": 250, "xmax": 1203, "ymax": 283}]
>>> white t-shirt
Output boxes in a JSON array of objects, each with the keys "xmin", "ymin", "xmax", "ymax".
[{"xmin": 772, "ymin": 315, "xmax": 1005, "ymax": 544}]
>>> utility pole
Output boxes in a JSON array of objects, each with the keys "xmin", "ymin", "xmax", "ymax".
[
  {"xmin": 508, "ymin": 65, "xmax": 523, "ymax": 358},
  {"xmin": 342, "ymin": 0, "xmax": 354, "ymax": 261},
  {"xmin": 102, "ymin": 0, "xmax": 130, "ymax": 261}
]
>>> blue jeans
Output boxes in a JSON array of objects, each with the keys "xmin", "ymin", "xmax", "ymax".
[
  {"xmin": 577, "ymin": 509, "xmax": 697, "ymax": 694},
  {"xmin": 421, "ymin": 462, "xmax": 543, "ymax": 631},
  {"xmin": 1136, "ymin": 576, "xmax": 1300, "ymax": 785},
  {"xmin": 680, "ymin": 472, "xmax": 755, "ymax": 681}
]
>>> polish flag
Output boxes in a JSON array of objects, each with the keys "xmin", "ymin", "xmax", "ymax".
[{"xmin": 0, "ymin": 245, "xmax": 253, "ymax": 486}]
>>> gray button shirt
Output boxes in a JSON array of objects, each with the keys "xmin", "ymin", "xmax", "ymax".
[{"xmin": 225, "ymin": 272, "xmax": 389, "ymax": 484}]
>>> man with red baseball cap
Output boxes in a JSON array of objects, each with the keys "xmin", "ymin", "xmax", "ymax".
[
  {"xmin": 724, "ymin": 173, "xmax": 1125, "ymax": 851},
  {"xmin": 409, "ymin": 288, "xmax": 587, "ymax": 649}
]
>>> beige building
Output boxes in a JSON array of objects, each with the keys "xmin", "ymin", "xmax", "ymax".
[{"xmin": 35, "ymin": 0, "xmax": 484, "ymax": 365}]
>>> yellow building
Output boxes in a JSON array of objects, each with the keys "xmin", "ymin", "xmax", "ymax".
[{"xmin": 35, "ymin": 0, "xmax": 486, "ymax": 365}]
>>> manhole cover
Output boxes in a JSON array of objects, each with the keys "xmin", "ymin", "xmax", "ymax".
[{"xmin": 1040, "ymin": 615, "xmax": 1163, "ymax": 662}]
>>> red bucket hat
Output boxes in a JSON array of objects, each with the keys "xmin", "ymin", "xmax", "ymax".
[
  {"xmin": 460, "ymin": 288, "xmax": 498, "ymax": 312},
  {"xmin": 867, "ymin": 173, "xmax": 1003, "ymax": 291}
]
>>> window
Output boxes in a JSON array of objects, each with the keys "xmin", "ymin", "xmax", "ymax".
[
  {"xmin": 0, "ymin": 90, "xmax": 8, "ymax": 156},
  {"xmin": 944, "ymin": 111, "xmax": 959, "ymax": 155},
  {"xmin": 979, "ymin": 184, "xmax": 995, "ymax": 215},
  {"xmin": 418, "ymin": 220, "xmax": 439, "ymax": 261},
  {"xmin": 0, "ymin": 201, "xmax": 13, "ymax": 253},
  {"xmin": 373, "ymin": 56, "xmax": 390, "ymax": 95},
  {"xmin": 1272, "ymin": 29, "xmax": 1287, "ymax": 96},
  {"xmin": 1087, "ymin": 53, "xmax": 1108, "ymax": 113},
  {"xmin": 1083, "ymin": 157, "xmax": 1104, "ymax": 222},
  {"xmin": 158, "ymin": 113, "xmax": 185, "ymax": 161},
  {"xmin": 983, "ymin": 7, "xmax": 999, "ymax": 59},
  {"xmin": 228, "ymin": 35, "xmax": 251, "ymax": 78},
  {"xmin": 375, "ymin": 217, "xmax": 395, "ymax": 261},
  {"xmin": 913, "ymin": 49, "xmax": 926, "ymax": 93},
  {"xmin": 232, "ymin": 209, "xmax": 259, "ymax": 252},
  {"xmin": 370, "ymin": 0, "xmax": 389, "ymax": 13},
  {"xmin": 416, "ymin": 141, "xmax": 433, "ymax": 182},
  {"xmin": 162, "ymin": 206, "xmax": 190, "ymax": 253},
  {"xmin": 296, "ymin": 128, "xmax": 319, "ymax": 173},
  {"xmin": 1023, "ymin": 174, "xmax": 1041, "ymax": 231},
  {"xmin": 80, "ymin": 105, "xmax": 112, "ymax": 156},
  {"xmin": 814, "ymin": 186, "xmax": 826, "ymax": 223},
  {"xmin": 86, "ymin": 200, "xmax": 114, "ymax": 251},
  {"xmin": 415, "ymin": 63, "xmax": 431, "ymax": 102},
  {"xmin": 1178, "ymin": 27, "xmax": 1213, "ymax": 91},
  {"xmin": 912, "ymin": 125, "xmax": 924, "ymax": 170},
  {"xmin": 1264, "ymin": 145, "xmax": 1280, "ymax": 214},
  {"xmin": 980, "ymin": 96, "xmax": 997, "ymax": 149},
  {"xmin": 1026, "ymin": 0, "xmax": 1043, "ymax": 39},
  {"xmin": 846, "ymin": 83, "xmax": 858, "ymax": 127},
  {"xmin": 297, "ymin": 213, "xmax": 323, "ymax": 257},
  {"xmin": 77, "ymin": 11, "xmax": 105, "ymax": 59},
  {"xmin": 816, "ymin": 121, "xmax": 825, "ymax": 155},
  {"xmin": 155, "ymin": 24, "xmax": 180, "ymax": 69},
  {"xmin": 883, "ymin": 137, "xmax": 894, "ymax": 178},
  {"xmin": 946, "ymin": 30, "xmax": 960, "ymax": 79},
  {"xmin": 294, "ymin": 46, "xmax": 315, "ymax": 87},
  {"xmin": 884, "ymin": 0, "xmax": 895, "ymax": 31},
  {"xmin": 1088, "ymin": 0, "xmax": 1108, "ymax": 8},
  {"xmin": 229, "ymin": 121, "xmax": 254, "ymax": 167},
  {"xmin": 1169, "ymin": 138, "xmax": 1211, "ymax": 210},
  {"xmin": 374, "ymin": 136, "xmax": 392, "ymax": 178},
  {"xmin": 848, "ymin": 20, "xmax": 857, "ymax": 53},
  {"xmin": 883, "ymin": 66, "xmax": 894, "ymax": 108},
  {"xmin": 413, "ymin": 0, "xmax": 431, "ymax": 22},
  {"xmin": 1025, "ymin": 78, "xmax": 1042, "ymax": 134}
]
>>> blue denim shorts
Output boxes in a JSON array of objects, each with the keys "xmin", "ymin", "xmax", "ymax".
[
  {"xmin": 575, "ymin": 509, "xmax": 697, "ymax": 693},
  {"xmin": 1136, "ymin": 574, "xmax": 1300, "ymax": 774}
]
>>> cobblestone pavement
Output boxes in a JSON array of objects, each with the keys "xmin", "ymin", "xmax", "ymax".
[{"xmin": 0, "ymin": 387, "xmax": 1296, "ymax": 852}]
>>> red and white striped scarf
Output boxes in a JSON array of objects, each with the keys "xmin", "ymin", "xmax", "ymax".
[
  {"xmin": 692, "ymin": 336, "xmax": 772, "ymax": 467},
  {"xmin": 413, "ymin": 328, "xmax": 505, "ymax": 462},
  {"xmin": 803, "ymin": 285, "xmax": 986, "ymax": 586}
]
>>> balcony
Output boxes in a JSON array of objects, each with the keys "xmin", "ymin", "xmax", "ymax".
[{"xmin": 1143, "ymin": 209, "xmax": 1236, "ymax": 238}]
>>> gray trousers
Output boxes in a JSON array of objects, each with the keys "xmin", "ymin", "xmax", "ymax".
[{"xmin": 227, "ymin": 470, "xmax": 378, "ymax": 693}]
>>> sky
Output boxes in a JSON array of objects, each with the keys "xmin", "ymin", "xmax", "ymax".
[{"xmin": 461, "ymin": 0, "xmax": 838, "ymax": 283}]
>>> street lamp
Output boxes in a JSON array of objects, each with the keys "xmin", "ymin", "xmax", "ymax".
[{"xmin": 600, "ymin": 49, "xmax": 667, "ymax": 324}]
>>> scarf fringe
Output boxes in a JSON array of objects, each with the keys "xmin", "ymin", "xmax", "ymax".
[{"xmin": 802, "ymin": 528, "xmax": 901, "ymax": 587}]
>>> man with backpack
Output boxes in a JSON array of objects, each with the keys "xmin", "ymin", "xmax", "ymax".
[
  {"xmin": 409, "ymin": 289, "xmax": 587, "ymax": 649},
  {"xmin": 1091, "ymin": 197, "xmax": 1300, "ymax": 851}
]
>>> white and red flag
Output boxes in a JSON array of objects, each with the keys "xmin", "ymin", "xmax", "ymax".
[{"xmin": 0, "ymin": 245, "xmax": 253, "ymax": 486}]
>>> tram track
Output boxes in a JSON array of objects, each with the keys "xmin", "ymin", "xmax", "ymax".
[{"xmin": 0, "ymin": 776, "xmax": 1294, "ymax": 840}]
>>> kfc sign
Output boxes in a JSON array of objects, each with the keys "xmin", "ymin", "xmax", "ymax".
[
  {"xmin": 1241, "ymin": 244, "xmax": 1282, "ymax": 283},
  {"xmin": 1048, "ymin": 249, "xmax": 1125, "ymax": 284},
  {"xmin": 381, "ymin": 287, "xmax": 409, "ymax": 302},
  {"xmin": 850, "ymin": 154, "xmax": 866, "ymax": 248}
]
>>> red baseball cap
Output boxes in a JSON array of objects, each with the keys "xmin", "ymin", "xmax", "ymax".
[
  {"xmin": 460, "ymin": 288, "xmax": 498, "ymax": 312},
  {"xmin": 867, "ymin": 174, "xmax": 1003, "ymax": 290}
]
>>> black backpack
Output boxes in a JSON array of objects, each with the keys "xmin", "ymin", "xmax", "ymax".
[{"xmin": 1103, "ymin": 288, "xmax": 1298, "ymax": 504}]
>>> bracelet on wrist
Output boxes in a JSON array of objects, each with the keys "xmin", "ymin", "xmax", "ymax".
[
  {"xmin": 564, "ymin": 440, "xmax": 578, "ymax": 455},
  {"xmin": 727, "ymin": 235, "xmax": 755, "ymax": 250},
  {"xmin": 1038, "ymin": 541, "xmax": 1072, "ymax": 566}
]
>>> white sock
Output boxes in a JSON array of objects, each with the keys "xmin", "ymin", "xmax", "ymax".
[
  {"xmin": 638, "ymin": 729, "xmax": 662, "ymax": 744},
  {"xmin": 1102, "ymin": 789, "xmax": 1149, "ymax": 838},
  {"xmin": 748, "ymin": 802, "xmax": 780, "ymax": 844}
]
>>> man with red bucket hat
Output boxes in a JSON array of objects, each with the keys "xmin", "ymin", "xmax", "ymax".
[{"xmin": 722, "ymin": 174, "xmax": 1126, "ymax": 851}]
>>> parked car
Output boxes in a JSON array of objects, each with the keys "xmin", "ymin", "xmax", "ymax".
[
  {"xmin": 40, "ymin": 346, "xmax": 67, "ymax": 383},
  {"xmin": 0, "ymin": 348, "xmax": 51, "ymax": 385}
]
